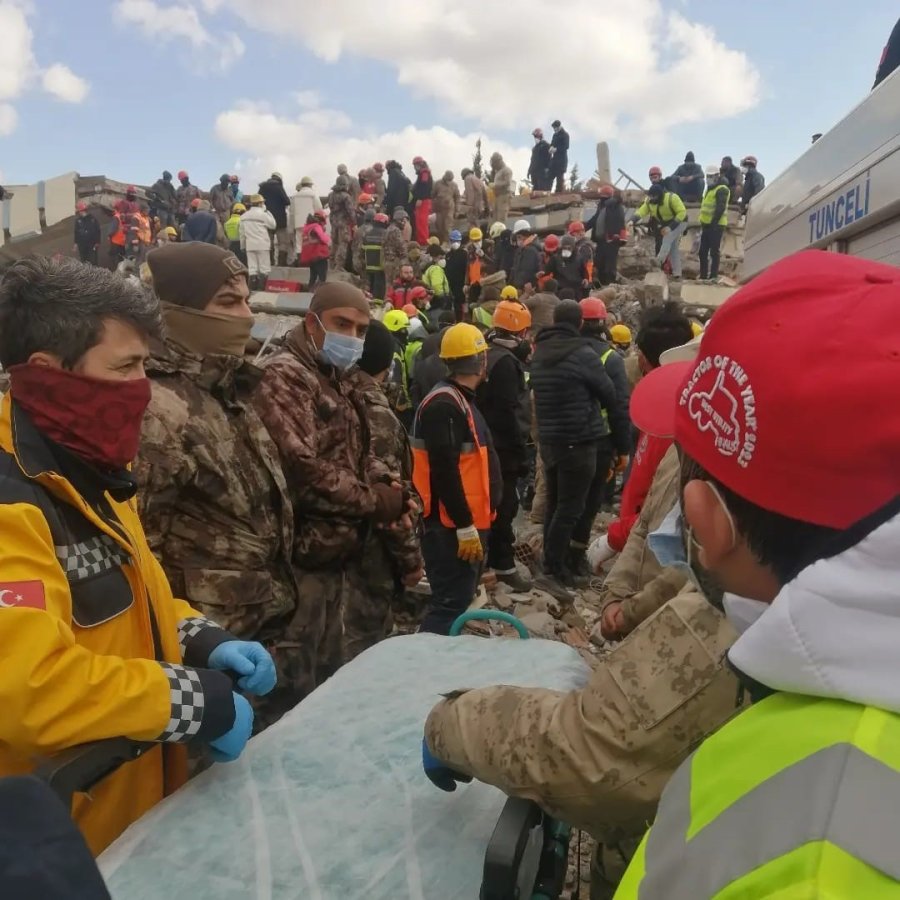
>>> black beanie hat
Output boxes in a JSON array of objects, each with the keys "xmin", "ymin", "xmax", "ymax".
[{"xmin": 358, "ymin": 320, "xmax": 396, "ymax": 376}]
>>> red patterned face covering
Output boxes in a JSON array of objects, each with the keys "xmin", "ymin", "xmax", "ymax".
[{"xmin": 9, "ymin": 364, "xmax": 151, "ymax": 471}]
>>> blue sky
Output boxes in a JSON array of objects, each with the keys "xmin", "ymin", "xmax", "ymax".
[{"xmin": 2, "ymin": 1, "xmax": 897, "ymax": 193}]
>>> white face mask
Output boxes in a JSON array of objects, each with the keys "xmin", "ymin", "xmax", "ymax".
[
  {"xmin": 561, "ymin": 250, "xmax": 572, "ymax": 259},
  {"xmin": 474, "ymin": 240, "xmax": 482, "ymax": 250},
  {"xmin": 437, "ymin": 258, "xmax": 446, "ymax": 268},
  {"xmin": 450, "ymin": 242, "xmax": 461, "ymax": 250}
]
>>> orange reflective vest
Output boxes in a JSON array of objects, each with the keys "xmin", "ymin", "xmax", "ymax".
[
  {"xmin": 109, "ymin": 212, "xmax": 126, "ymax": 247},
  {"xmin": 411, "ymin": 384, "xmax": 494, "ymax": 530}
]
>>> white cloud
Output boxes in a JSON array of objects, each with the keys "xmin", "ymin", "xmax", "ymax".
[
  {"xmin": 113, "ymin": 0, "xmax": 245, "ymax": 72},
  {"xmin": 41, "ymin": 63, "xmax": 89, "ymax": 103},
  {"xmin": 0, "ymin": 103, "xmax": 17, "ymax": 136},
  {"xmin": 213, "ymin": 0, "xmax": 760, "ymax": 140},
  {"xmin": 215, "ymin": 99, "xmax": 532, "ymax": 196}
]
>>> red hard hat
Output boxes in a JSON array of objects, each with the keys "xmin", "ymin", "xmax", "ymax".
[
  {"xmin": 177, "ymin": 170, "xmax": 189, "ymax": 180},
  {"xmin": 544, "ymin": 234, "xmax": 560, "ymax": 252},
  {"xmin": 599, "ymin": 184, "xmax": 615, "ymax": 198},
  {"xmin": 190, "ymin": 198, "xmax": 202, "ymax": 209},
  {"xmin": 412, "ymin": 156, "xmax": 425, "ymax": 165},
  {"xmin": 126, "ymin": 184, "xmax": 136, "ymax": 193},
  {"xmin": 314, "ymin": 209, "xmax": 327, "ymax": 220},
  {"xmin": 532, "ymin": 127, "xmax": 543, "ymax": 138},
  {"xmin": 374, "ymin": 212, "xmax": 389, "ymax": 224},
  {"xmin": 402, "ymin": 303, "xmax": 419, "ymax": 318},
  {"xmin": 580, "ymin": 297, "xmax": 608, "ymax": 320},
  {"xmin": 409, "ymin": 286, "xmax": 429, "ymax": 303},
  {"xmin": 648, "ymin": 166, "xmax": 662, "ymax": 177},
  {"xmin": 567, "ymin": 221, "xmax": 585, "ymax": 235},
  {"xmin": 76, "ymin": 201, "xmax": 87, "ymax": 212}
]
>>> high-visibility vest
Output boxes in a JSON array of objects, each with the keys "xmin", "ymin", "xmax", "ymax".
[
  {"xmin": 224, "ymin": 214, "xmax": 241, "ymax": 242},
  {"xmin": 699, "ymin": 183, "xmax": 730, "ymax": 226},
  {"xmin": 636, "ymin": 192, "xmax": 687, "ymax": 227},
  {"xmin": 615, "ymin": 693, "xmax": 900, "ymax": 899},
  {"xmin": 411, "ymin": 383, "xmax": 494, "ymax": 530},
  {"xmin": 109, "ymin": 213, "xmax": 126, "ymax": 247},
  {"xmin": 363, "ymin": 225, "xmax": 386, "ymax": 272}
]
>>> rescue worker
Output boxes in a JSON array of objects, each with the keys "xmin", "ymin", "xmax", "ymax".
[
  {"xmin": 387, "ymin": 263, "xmax": 423, "ymax": 310},
  {"xmin": 239, "ymin": 194, "xmax": 276, "ymax": 291},
  {"xmin": 422, "ymin": 245, "xmax": 452, "ymax": 310},
  {"xmin": 524, "ymin": 277, "xmax": 560, "ymax": 332},
  {"xmin": 476, "ymin": 300, "xmax": 533, "ymax": 592},
  {"xmin": 223, "ymin": 202, "xmax": 246, "ymax": 263},
  {"xmin": 630, "ymin": 182, "xmax": 688, "ymax": 279},
  {"xmin": 719, "ymin": 156, "xmax": 741, "ymax": 195},
  {"xmin": 669, "ymin": 151, "xmax": 704, "ymax": 202},
  {"xmin": 383, "ymin": 308, "xmax": 414, "ymax": 428},
  {"xmin": 361, "ymin": 211, "xmax": 389, "ymax": 299},
  {"xmin": 530, "ymin": 300, "xmax": 618, "ymax": 599},
  {"xmin": 528, "ymin": 128, "xmax": 552, "ymax": 191},
  {"xmin": 698, "ymin": 164, "xmax": 731, "ymax": 280},
  {"xmin": 462, "ymin": 167, "xmax": 488, "ymax": 227},
  {"xmin": 384, "ymin": 160, "xmax": 412, "ymax": 219},
  {"xmin": 327, "ymin": 175, "xmax": 356, "ymax": 272},
  {"xmin": 548, "ymin": 234, "xmax": 591, "ymax": 299},
  {"xmin": 510, "ymin": 220, "xmax": 542, "ymax": 291},
  {"xmin": 489, "ymin": 153, "xmax": 513, "ymax": 225},
  {"xmin": 344, "ymin": 322, "xmax": 424, "ymax": 658},
  {"xmin": 539, "ymin": 233, "xmax": 560, "ymax": 287},
  {"xmin": 137, "ymin": 243, "xmax": 294, "ymax": 724},
  {"xmin": 586, "ymin": 186, "xmax": 626, "ymax": 285},
  {"xmin": 549, "ymin": 120, "xmax": 570, "ymax": 193},
  {"xmin": 182, "ymin": 199, "xmax": 218, "ymax": 245},
  {"xmin": 356, "ymin": 192, "xmax": 376, "ymax": 228},
  {"xmin": 446, "ymin": 229, "xmax": 467, "ymax": 322},
  {"xmin": 229, "ymin": 174, "xmax": 242, "ymax": 204},
  {"xmin": 616, "ymin": 251, "xmax": 900, "ymax": 899},
  {"xmin": 289, "ymin": 176, "xmax": 323, "ymax": 262},
  {"xmin": 371, "ymin": 162, "xmax": 387, "ymax": 209},
  {"xmin": 258, "ymin": 172, "xmax": 291, "ymax": 267},
  {"xmin": 568, "ymin": 220, "xmax": 595, "ymax": 286},
  {"xmin": 412, "ymin": 156, "xmax": 433, "ymax": 245},
  {"xmin": 0, "ymin": 256, "xmax": 272, "ymax": 854},
  {"xmin": 108, "ymin": 208, "xmax": 128, "ymax": 268},
  {"xmin": 253, "ymin": 282, "xmax": 409, "ymax": 699},
  {"xmin": 148, "ymin": 170, "xmax": 177, "ymax": 226},
  {"xmin": 432, "ymin": 170, "xmax": 460, "ymax": 244},
  {"xmin": 610, "ymin": 323, "xmax": 632, "ymax": 354},
  {"xmin": 299, "ymin": 209, "xmax": 331, "ymax": 290},
  {"xmin": 465, "ymin": 227, "xmax": 486, "ymax": 295},
  {"xmin": 568, "ymin": 297, "xmax": 632, "ymax": 577},
  {"xmin": 114, "ymin": 185, "xmax": 139, "ymax": 217},
  {"xmin": 647, "ymin": 165, "xmax": 664, "ymax": 188},
  {"xmin": 382, "ymin": 208, "xmax": 409, "ymax": 290},
  {"xmin": 209, "ymin": 173, "xmax": 233, "ymax": 224},
  {"xmin": 73, "ymin": 202, "xmax": 100, "ymax": 265},
  {"xmin": 412, "ymin": 323, "xmax": 501, "ymax": 633},
  {"xmin": 337, "ymin": 163, "xmax": 360, "ymax": 202},
  {"xmin": 174, "ymin": 170, "xmax": 201, "ymax": 224},
  {"xmin": 739, "ymin": 155, "xmax": 766, "ymax": 215}
]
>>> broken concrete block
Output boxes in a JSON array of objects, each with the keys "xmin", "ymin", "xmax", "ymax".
[
  {"xmin": 642, "ymin": 270, "xmax": 669, "ymax": 305},
  {"xmin": 517, "ymin": 610, "xmax": 557, "ymax": 639},
  {"xmin": 679, "ymin": 282, "xmax": 738, "ymax": 308}
]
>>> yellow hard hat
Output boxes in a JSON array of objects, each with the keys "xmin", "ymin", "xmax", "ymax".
[
  {"xmin": 610, "ymin": 324, "xmax": 632, "ymax": 344},
  {"xmin": 469, "ymin": 227, "xmax": 483, "ymax": 241},
  {"xmin": 383, "ymin": 309, "xmax": 410, "ymax": 332},
  {"xmin": 440, "ymin": 322, "xmax": 488, "ymax": 359},
  {"xmin": 427, "ymin": 236, "xmax": 441, "ymax": 246},
  {"xmin": 500, "ymin": 285, "xmax": 519, "ymax": 301},
  {"xmin": 232, "ymin": 202, "xmax": 246, "ymax": 213},
  {"xmin": 690, "ymin": 320, "xmax": 704, "ymax": 338}
]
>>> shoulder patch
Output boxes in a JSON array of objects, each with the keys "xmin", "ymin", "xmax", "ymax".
[{"xmin": 0, "ymin": 580, "xmax": 46, "ymax": 610}]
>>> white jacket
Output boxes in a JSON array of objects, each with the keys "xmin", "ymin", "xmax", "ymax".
[
  {"xmin": 729, "ymin": 509, "xmax": 900, "ymax": 713},
  {"xmin": 239, "ymin": 206, "xmax": 276, "ymax": 252},
  {"xmin": 289, "ymin": 187, "xmax": 323, "ymax": 232}
]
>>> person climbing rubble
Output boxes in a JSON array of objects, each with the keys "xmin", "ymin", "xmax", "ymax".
[{"xmin": 629, "ymin": 182, "xmax": 687, "ymax": 278}]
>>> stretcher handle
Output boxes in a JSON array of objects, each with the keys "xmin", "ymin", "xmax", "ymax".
[{"xmin": 450, "ymin": 610, "xmax": 530, "ymax": 639}]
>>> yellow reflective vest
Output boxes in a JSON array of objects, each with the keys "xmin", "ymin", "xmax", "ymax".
[
  {"xmin": 615, "ymin": 692, "xmax": 900, "ymax": 898},
  {"xmin": 635, "ymin": 192, "xmax": 686, "ymax": 227},
  {"xmin": 699, "ymin": 183, "xmax": 730, "ymax": 227}
]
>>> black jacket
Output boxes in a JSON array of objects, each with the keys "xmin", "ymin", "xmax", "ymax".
[
  {"xmin": 445, "ymin": 247, "xmax": 467, "ymax": 301},
  {"xmin": 720, "ymin": 163, "xmax": 741, "ymax": 194},
  {"xmin": 528, "ymin": 140, "xmax": 551, "ymax": 183},
  {"xmin": 74, "ymin": 214, "xmax": 101, "ymax": 249},
  {"xmin": 671, "ymin": 163, "xmax": 705, "ymax": 202},
  {"xmin": 148, "ymin": 178, "xmax": 176, "ymax": 211},
  {"xmin": 412, "ymin": 169, "xmax": 433, "ymax": 202},
  {"xmin": 582, "ymin": 333, "xmax": 632, "ymax": 456},
  {"xmin": 491, "ymin": 230, "xmax": 516, "ymax": 277},
  {"xmin": 258, "ymin": 178, "xmax": 291, "ymax": 228},
  {"xmin": 530, "ymin": 323, "xmax": 617, "ymax": 446},
  {"xmin": 182, "ymin": 210, "xmax": 218, "ymax": 244},
  {"xmin": 741, "ymin": 168, "xmax": 766, "ymax": 211},
  {"xmin": 510, "ymin": 240, "xmax": 542, "ymax": 290},
  {"xmin": 584, "ymin": 197, "xmax": 626, "ymax": 242},
  {"xmin": 546, "ymin": 250, "xmax": 589, "ymax": 298},
  {"xmin": 476, "ymin": 340, "xmax": 529, "ymax": 471},
  {"xmin": 550, "ymin": 128, "xmax": 570, "ymax": 176},
  {"xmin": 385, "ymin": 168, "xmax": 412, "ymax": 218}
]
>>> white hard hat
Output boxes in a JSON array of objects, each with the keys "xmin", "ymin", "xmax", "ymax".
[
  {"xmin": 512, "ymin": 219, "xmax": 531, "ymax": 235},
  {"xmin": 705, "ymin": 164, "xmax": 720, "ymax": 177}
]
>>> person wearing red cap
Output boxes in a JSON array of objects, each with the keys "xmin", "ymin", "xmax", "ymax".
[
  {"xmin": 411, "ymin": 157, "xmax": 433, "ymax": 245},
  {"xmin": 114, "ymin": 185, "xmax": 139, "ymax": 217},
  {"xmin": 174, "ymin": 171, "xmax": 201, "ymax": 225},
  {"xmin": 616, "ymin": 250, "xmax": 900, "ymax": 898},
  {"xmin": 73, "ymin": 202, "xmax": 100, "ymax": 265}
]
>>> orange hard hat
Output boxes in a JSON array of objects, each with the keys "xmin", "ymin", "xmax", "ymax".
[
  {"xmin": 402, "ymin": 303, "xmax": 419, "ymax": 318},
  {"xmin": 599, "ymin": 184, "xmax": 615, "ymax": 198},
  {"xmin": 190, "ymin": 198, "xmax": 202, "ymax": 209},
  {"xmin": 493, "ymin": 299, "xmax": 532, "ymax": 333},
  {"xmin": 567, "ymin": 221, "xmax": 585, "ymax": 235},
  {"xmin": 544, "ymin": 234, "xmax": 560, "ymax": 252},
  {"xmin": 408, "ymin": 286, "xmax": 429, "ymax": 304},
  {"xmin": 580, "ymin": 296, "xmax": 608, "ymax": 321},
  {"xmin": 358, "ymin": 193, "xmax": 374, "ymax": 205},
  {"xmin": 76, "ymin": 201, "xmax": 87, "ymax": 212},
  {"xmin": 177, "ymin": 170, "xmax": 189, "ymax": 180}
]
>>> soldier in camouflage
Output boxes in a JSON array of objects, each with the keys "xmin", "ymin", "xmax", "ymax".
[
  {"xmin": 137, "ymin": 242, "xmax": 299, "ymax": 725},
  {"xmin": 382, "ymin": 208, "xmax": 410, "ymax": 291},
  {"xmin": 344, "ymin": 321, "xmax": 424, "ymax": 659},
  {"xmin": 254, "ymin": 283, "xmax": 412, "ymax": 702},
  {"xmin": 327, "ymin": 175, "xmax": 356, "ymax": 272}
]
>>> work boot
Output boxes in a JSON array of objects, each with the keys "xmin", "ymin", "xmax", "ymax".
[
  {"xmin": 565, "ymin": 546, "xmax": 592, "ymax": 587},
  {"xmin": 495, "ymin": 569, "xmax": 533, "ymax": 594},
  {"xmin": 534, "ymin": 572, "xmax": 574, "ymax": 604},
  {"xmin": 278, "ymin": 251, "xmax": 288, "ymax": 268}
]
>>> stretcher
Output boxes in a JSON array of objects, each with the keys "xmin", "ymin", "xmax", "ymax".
[{"xmin": 89, "ymin": 622, "xmax": 588, "ymax": 899}]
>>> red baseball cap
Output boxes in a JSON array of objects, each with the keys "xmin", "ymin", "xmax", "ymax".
[{"xmin": 630, "ymin": 250, "xmax": 900, "ymax": 529}]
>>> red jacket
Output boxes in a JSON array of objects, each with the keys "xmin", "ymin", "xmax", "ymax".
[
  {"xmin": 299, "ymin": 222, "xmax": 331, "ymax": 264},
  {"xmin": 387, "ymin": 279, "xmax": 424, "ymax": 310},
  {"xmin": 606, "ymin": 431, "xmax": 672, "ymax": 552}
]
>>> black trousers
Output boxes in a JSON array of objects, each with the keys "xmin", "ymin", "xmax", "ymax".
[
  {"xmin": 594, "ymin": 241, "xmax": 621, "ymax": 285},
  {"xmin": 572, "ymin": 437, "xmax": 615, "ymax": 546},
  {"xmin": 308, "ymin": 259, "xmax": 328, "ymax": 289},
  {"xmin": 77, "ymin": 246, "xmax": 98, "ymax": 266},
  {"xmin": 488, "ymin": 470, "xmax": 520, "ymax": 572},
  {"xmin": 541, "ymin": 441, "xmax": 598, "ymax": 575},
  {"xmin": 699, "ymin": 224, "xmax": 723, "ymax": 279},
  {"xmin": 367, "ymin": 270, "xmax": 386, "ymax": 300}
]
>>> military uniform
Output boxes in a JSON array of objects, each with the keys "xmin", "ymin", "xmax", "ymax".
[
  {"xmin": 344, "ymin": 368, "xmax": 422, "ymax": 659},
  {"xmin": 327, "ymin": 184, "xmax": 356, "ymax": 272},
  {"xmin": 382, "ymin": 223, "xmax": 408, "ymax": 289},
  {"xmin": 432, "ymin": 175, "xmax": 460, "ymax": 244}
]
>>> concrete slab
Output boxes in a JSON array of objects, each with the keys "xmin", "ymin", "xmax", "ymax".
[
  {"xmin": 679, "ymin": 282, "xmax": 738, "ymax": 307},
  {"xmin": 642, "ymin": 270, "xmax": 669, "ymax": 305}
]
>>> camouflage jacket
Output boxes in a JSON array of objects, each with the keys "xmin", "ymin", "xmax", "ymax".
[
  {"xmin": 327, "ymin": 188, "xmax": 355, "ymax": 230},
  {"xmin": 175, "ymin": 183, "xmax": 201, "ymax": 218},
  {"xmin": 136, "ymin": 342, "xmax": 297, "ymax": 639},
  {"xmin": 432, "ymin": 178, "xmax": 458, "ymax": 213},
  {"xmin": 425, "ymin": 585, "xmax": 747, "ymax": 845},
  {"xmin": 382, "ymin": 224, "xmax": 407, "ymax": 266},
  {"xmin": 253, "ymin": 323, "xmax": 391, "ymax": 569},
  {"xmin": 346, "ymin": 368, "xmax": 422, "ymax": 578}
]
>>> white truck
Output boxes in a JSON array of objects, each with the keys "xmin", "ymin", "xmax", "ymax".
[{"xmin": 742, "ymin": 66, "xmax": 900, "ymax": 279}]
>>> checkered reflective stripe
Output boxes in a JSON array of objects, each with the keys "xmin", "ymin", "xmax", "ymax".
[
  {"xmin": 158, "ymin": 663, "xmax": 205, "ymax": 743},
  {"xmin": 177, "ymin": 616, "xmax": 214, "ymax": 657},
  {"xmin": 54, "ymin": 534, "xmax": 130, "ymax": 582}
]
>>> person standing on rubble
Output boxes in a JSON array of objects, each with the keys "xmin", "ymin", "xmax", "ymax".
[
  {"xmin": 73, "ymin": 202, "xmax": 100, "ymax": 265},
  {"xmin": 371, "ymin": 162, "xmax": 387, "ymax": 209},
  {"xmin": 0, "ymin": 257, "xmax": 272, "ymax": 854},
  {"xmin": 136, "ymin": 243, "xmax": 295, "ymax": 727},
  {"xmin": 223, "ymin": 202, "xmax": 246, "ymax": 264},
  {"xmin": 382, "ymin": 208, "xmax": 409, "ymax": 291},
  {"xmin": 510, "ymin": 220, "xmax": 542, "ymax": 292},
  {"xmin": 412, "ymin": 157, "xmax": 433, "ymax": 245},
  {"xmin": 432, "ymin": 171, "xmax": 460, "ymax": 244},
  {"xmin": 290, "ymin": 176, "xmax": 323, "ymax": 262},
  {"xmin": 299, "ymin": 210, "xmax": 331, "ymax": 291},
  {"xmin": 257, "ymin": 172, "xmax": 291, "ymax": 267},
  {"xmin": 549, "ymin": 120, "xmax": 570, "ymax": 193},
  {"xmin": 412, "ymin": 323, "xmax": 502, "ymax": 634},
  {"xmin": 384, "ymin": 160, "xmax": 412, "ymax": 219},
  {"xmin": 254, "ymin": 283, "xmax": 412, "ymax": 699},
  {"xmin": 462, "ymin": 167, "xmax": 488, "ymax": 227},
  {"xmin": 739, "ymin": 155, "xmax": 765, "ymax": 215},
  {"xmin": 239, "ymin": 194, "xmax": 276, "ymax": 291},
  {"xmin": 585, "ymin": 186, "xmax": 627, "ymax": 285},
  {"xmin": 209, "ymin": 174, "xmax": 234, "ymax": 224},
  {"xmin": 174, "ymin": 170, "xmax": 200, "ymax": 225},
  {"xmin": 529, "ymin": 128, "xmax": 552, "ymax": 191},
  {"xmin": 327, "ymin": 175, "xmax": 356, "ymax": 272},
  {"xmin": 476, "ymin": 300, "xmax": 533, "ymax": 592},
  {"xmin": 182, "ymin": 199, "xmax": 218, "ymax": 245},
  {"xmin": 630, "ymin": 182, "xmax": 688, "ymax": 279},
  {"xmin": 148, "ymin": 170, "xmax": 177, "ymax": 226},
  {"xmin": 489, "ymin": 153, "xmax": 513, "ymax": 225},
  {"xmin": 698, "ymin": 164, "xmax": 731, "ymax": 281},
  {"xmin": 719, "ymin": 156, "xmax": 741, "ymax": 196},
  {"xmin": 446, "ymin": 230, "xmax": 468, "ymax": 322},
  {"xmin": 670, "ymin": 151, "xmax": 704, "ymax": 203}
]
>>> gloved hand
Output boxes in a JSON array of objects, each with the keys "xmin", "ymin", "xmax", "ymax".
[
  {"xmin": 208, "ymin": 640, "xmax": 277, "ymax": 696},
  {"xmin": 422, "ymin": 737, "xmax": 472, "ymax": 792},
  {"xmin": 456, "ymin": 525, "xmax": 484, "ymax": 563},
  {"xmin": 209, "ymin": 693, "xmax": 254, "ymax": 763},
  {"xmin": 371, "ymin": 481, "xmax": 404, "ymax": 524}
]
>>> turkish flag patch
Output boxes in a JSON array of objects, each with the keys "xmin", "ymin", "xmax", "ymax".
[{"xmin": 0, "ymin": 581, "xmax": 46, "ymax": 610}]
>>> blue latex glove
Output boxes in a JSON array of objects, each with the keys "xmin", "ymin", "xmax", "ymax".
[
  {"xmin": 209, "ymin": 693, "xmax": 254, "ymax": 763},
  {"xmin": 208, "ymin": 641, "xmax": 276, "ymax": 696},
  {"xmin": 422, "ymin": 737, "xmax": 472, "ymax": 792}
]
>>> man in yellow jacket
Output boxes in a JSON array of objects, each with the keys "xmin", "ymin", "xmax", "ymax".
[{"xmin": 0, "ymin": 257, "xmax": 275, "ymax": 855}]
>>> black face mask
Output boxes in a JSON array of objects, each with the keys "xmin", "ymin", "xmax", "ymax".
[{"xmin": 513, "ymin": 339, "xmax": 532, "ymax": 362}]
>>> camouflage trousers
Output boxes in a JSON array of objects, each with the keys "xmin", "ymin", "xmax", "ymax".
[
  {"xmin": 434, "ymin": 207, "xmax": 453, "ymax": 244},
  {"xmin": 530, "ymin": 446, "xmax": 547, "ymax": 524},
  {"xmin": 343, "ymin": 536, "xmax": 398, "ymax": 662},
  {"xmin": 330, "ymin": 225, "xmax": 352, "ymax": 271}
]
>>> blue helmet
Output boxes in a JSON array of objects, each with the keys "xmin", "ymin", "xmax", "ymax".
[{"xmin": 449, "ymin": 229, "xmax": 462, "ymax": 242}]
